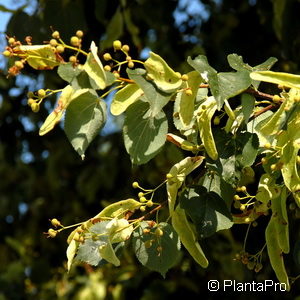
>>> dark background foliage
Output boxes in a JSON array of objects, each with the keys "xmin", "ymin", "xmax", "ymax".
[{"xmin": 1, "ymin": 0, "xmax": 300, "ymax": 299}]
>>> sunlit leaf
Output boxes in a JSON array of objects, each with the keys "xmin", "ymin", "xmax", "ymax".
[
  {"xmin": 16, "ymin": 44, "xmax": 61, "ymax": 69},
  {"xmin": 39, "ymin": 85, "xmax": 74, "ymax": 136},
  {"xmin": 83, "ymin": 41, "xmax": 106, "ymax": 90},
  {"xmin": 110, "ymin": 83, "xmax": 143, "ymax": 115},
  {"xmin": 144, "ymin": 52, "xmax": 182, "ymax": 92}
]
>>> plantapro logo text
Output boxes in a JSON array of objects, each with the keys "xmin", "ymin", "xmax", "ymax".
[{"xmin": 222, "ymin": 280, "xmax": 287, "ymax": 292}]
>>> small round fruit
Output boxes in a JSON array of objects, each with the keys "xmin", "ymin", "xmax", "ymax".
[
  {"xmin": 103, "ymin": 53, "xmax": 112, "ymax": 61},
  {"xmin": 264, "ymin": 143, "xmax": 272, "ymax": 149},
  {"xmin": 113, "ymin": 72, "xmax": 120, "ymax": 79},
  {"xmin": 166, "ymin": 173, "xmax": 173, "ymax": 179},
  {"xmin": 126, "ymin": 56, "xmax": 132, "ymax": 61},
  {"xmin": 56, "ymin": 45, "xmax": 64, "ymax": 53},
  {"xmin": 240, "ymin": 204, "xmax": 246, "ymax": 211},
  {"xmin": 49, "ymin": 39, "xmax": 58, "ymax": 47},
  {"xmin": 155, "ymin": 227, "xmax": 164, "ymax": 237},
  {"xmin": 261, "ymin": 157, "xmax": 268, "ymax": 164},
  {"xmin": 70, "ymin": 36, "xmax": 80, "ymax": 46},
  {"xmin": 140, "ymin": 206, "xmax": 146, "ymax": 212},
  {"xmin": 132, "ymin": 181, "xmax": 139, "ymax": 188},
  {"xmin": 213, "ymin": 116, "xmax": 220, "ymax": 125},
  {"xmin": 144, "ymin": 240, "xmax": 153, "ymax": 248},
  {"xmin": 128, "ymin": 61, "xmax": 134, "ymax": 68},
  {"xmin": 52, "ymin": 31, "xmax": 60, "ymax": 39},
  {"xmin": 270, "ymin": 164, "xmax": 277, "ymax": 171},
  {"xmin": 233, "ymin": 195, "xmax": 240, "ymax": 201},
  {"xmin": 51, "ymin": 218, "xmax": 62, "ymax": 227},
  {"xmin": 113, "ymin": 40, "xmax": 122, "ymax": 50},
  {"xmin": 69, "ymin": 56, "xmax": 77, "ymax": 63},
  {"xmin": 140, "ymin": 197, "xmax": 147, "ymax": 203},
  {"xmin": 27, "ymin": 98, "xmax": 35, "ymax": 106},
  {"xmin": 138, "ymin": 192, "xmax": 144, "ymax": 198},
  {"xmin": 8, "ymin": 37, "xmax": 16, "ymax": 45},
  {"xmin": 272, "ymin": 95, "xmax": 281, "ymax": 103},
  {"xmin": 122, "ymin": 44, "xmax": 130, "ymax": 52},
  {"xmin": 47, "ymin": 228, "xmax": 57, "ymax": 238},
  {"xmin": 37, "ymin": 89, "xmax": 46, "ymax": 98},
  {"xmin": 76, "ymin": 30, "xmax": 84, "ymax": 38},
  {"xmin": 31, "ymin": 103, "xmax": 40, "ymax": 113},
  {"xmin": 254, "ymin": 263, "xmax": 263, "ymax": 273},
  {"xmin": 240, "ymin": 186, "xmax": 247, "ymax": 193},
  {"xmin": 185, "ymin": 89, "xmax": 193, "ymax": 96},
  {"xmin": 247, "ymin": 261, "xmax": 255, "ymax": 270},
  {"xmin": 181, "ymin": 74, "xmax": 189, "ymax": 81},
  {"xmin": 14, "ymin": 61, "xmax": 24, "ymax": 69},
  {"xmin": 146, "ymin": 200, "xmax": 154, "ymax": 207},
  {"xmin": 104, "ymin": 65, "xmax": 111, "ymax": 72},
  {"xmin": 2, "ymin": 50, "xmax": 11, "ymax": 57}
]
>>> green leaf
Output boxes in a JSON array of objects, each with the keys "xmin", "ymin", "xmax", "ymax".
[
  {"xmin": 83, "ymin": 41, "xmax": 106, "ymax": 90},
  {"xmin": 110, "ymin": 83, "xmax": 143, "ymax": 115},
  {"xmin": 201, "ymin": 173, "xmax": 235, "ymax": 207},
  {"xmin": 57, "ymin": 63, "xmax": 82, "ymax": 83},
  {"xmin": 39, "ymin": 85, "xmax": 74, "ymax": 136},
  {"xmin": 227, "ymin": 54, "xmax": 277, "ymax": 88},
  {"xmin": 188, "ymin": 55, "xmax": 251, "ymax": 108},
  {"xmin": 64, "ymin": 89, "xmax": 107, "ymax": 158},
  {"xmin": 176, "ymin": 71, "xmax": 202, "ymax": 126},
  {"xmin": 172, "ymin": 206, "xmax": 208, "ymax": 267},
  {"xmin": 132, "ymin": 222, "xmax": 180, "ymax": 277},
  {"xmin": 127, "ymin": 68, "xmax": 172, "ymax": 116},
  {"xmin": 236, "ymin": 132, "xmax": 259, "ymax": 167},
  {"xmin": 144, "ymin": 52, "xmax": 182, "ymax": 93},
  {"xmin": 16, "ymin": 44, "xmax": 61, "ymax": 69},
  {"xmin": 241, "ymin": 93, "xmax": 255, "ymax": 123},
  {"xmin": 180, "ymin": 186, "xmax": 233, "ymax": 238},
  {"xmin": 265, "ymin": 218, "xmax": 290, "ymax": 290},
  {"xmin": 250, "ymin": 71, "xmax": 300, "ymax": 89},
  {"xmin": 71, "ymin": 69, "xmax": 99, "ymax": 91},
  {"xmin": 123, "ymin": 100, "xmax": 168, "ymax": 164}
]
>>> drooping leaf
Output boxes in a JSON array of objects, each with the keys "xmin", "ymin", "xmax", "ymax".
[
  {"xmin": 123, "ymin": 100, "xmax": 168, "ymax": 164},
  {"xmin": 66, "ymin": 239, "xmax": 78, "ymax": 272},
  {"xmin": 236, "ymin": 132, "xmax": 259, "ymax": 167},
  {"xmin": 196, "ymin": 96, "xmax": 218, "ymax": 160},
  {"xmin": 172, "ymin": 206, "xmax": 208, "ymax": 268},
  {"xmin": 180, "ymin": 186, "xmax": 233, "ymax": 238},
  {"xmin": 83, "ymin": 41, "xmax": 106, "ymax": 90},
  {"xmin": 265, "ymin": 217, "xmax": 290, "ymax": 290},
  {"xmin": 241, "ymin": 93, "xmax": 255, "ymax": 123},
  {"xmin": 176, "ymin": 71, "xmax": 202, "ymax": 126},
  {"xmin": 110, "ymin": 83, "xmax": 143, "ymax": 115},
  {"xmin": 127, "ymin": 68, "xmax": 172, "ymax": 116},
  {"xmin": 39, "ymin": 85, "xmax": 74, "ymax": 136},
  {"xmin": 15, "ymin": 44, "xmax": 61, "ymax": 69},
  {"xmin": 132, "ymin": 222, "xmax": 181, "ymax": 277},
  {"xmin": 144, "ymin": 52, "xmax": 182, "ymax": 93},
  {"xmin": 64, "ymin": 89, "xmax": 106, "ymax": 158}
]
